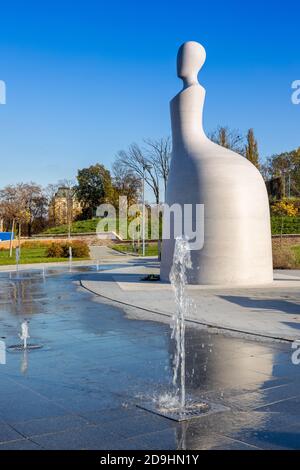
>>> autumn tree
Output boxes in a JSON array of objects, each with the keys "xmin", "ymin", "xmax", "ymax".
[{"xmin": 0, "ymin": 183, "xmax": 47, "ymax": 239}]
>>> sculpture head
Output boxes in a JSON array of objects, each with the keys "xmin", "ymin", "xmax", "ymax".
[{"xmin": 177, "ymin": 41, "xmax": 206, "ymax": 88}]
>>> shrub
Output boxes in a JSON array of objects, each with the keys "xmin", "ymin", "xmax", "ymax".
[
  {"xmin": 46, "ymin": 240, "xmax": 89, "ymax": 258},
  {"xmin": 271, "ymin": 199, "xmax": 298, "ymax": 217},
  {"xmin": 271, "ymin": 216, "xmax": 300, "ymax": 235},
  {"xmin": 46, "ymin": 243, "xmax": 64, "ymax": 258},
  {"xmin": 69, "ymin": 240, "xmax": 89, "ymax": 258}
]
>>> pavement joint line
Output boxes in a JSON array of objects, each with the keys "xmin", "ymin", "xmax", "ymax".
[
  {"xmin": 79, "ymin": 279, "xmax": 292, "ymax": 344},
  {"xmin": 213, "ymin": 432, "xmax": 263, "ymax": 450}
]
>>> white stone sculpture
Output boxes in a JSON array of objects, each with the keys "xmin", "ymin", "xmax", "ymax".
[{"xmin": 160, "ymin": 41, "xmax": 273, "ymax": 285}]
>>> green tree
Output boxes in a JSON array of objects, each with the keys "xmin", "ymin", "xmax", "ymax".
[
  {"xmin": 75, "ymin": 164, "xmax": 113, "ymax": 218},
  {"xmin": 245, "ymin": 128, "xmax": 260, "ymax": 169}
]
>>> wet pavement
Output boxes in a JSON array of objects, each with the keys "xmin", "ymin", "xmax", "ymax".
[{"xmin": 0, "ymin": 266, "xmax": 299, "ymax": 449}]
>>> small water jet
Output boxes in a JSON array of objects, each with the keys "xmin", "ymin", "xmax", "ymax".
[
  {"xmin": 69, "ymin": 246, "xmax": 73, "ymax": 272},
  {"xmin": 8, "ymin": 320, "xmax": 43, "ymax": 352},
  {"xmin": 15, "ymin": 247, "xmax": 20, "ymax": 278},
  {"xmin": 19, "ymin": 320, "xmax": 30, "ymax": 349}
]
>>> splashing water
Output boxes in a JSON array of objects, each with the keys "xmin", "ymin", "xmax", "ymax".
[
  {"xmin": 69, "ymin": 246, "xmax": 73, "ymax": 272},
  {"xmin": 19, "ymin": 320, "xmax": 30, "ymax": 350},
  {"xmin": 169, "ymin": 236, "xmax": 192, "ymax": 410}
]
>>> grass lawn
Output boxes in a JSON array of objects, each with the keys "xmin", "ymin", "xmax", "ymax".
[
  {"xmin": 113, "ymin": 242, "xmax": 159, "ymax": 257},
  {"xmin": 0, "ymin": 247, "xmax": 89, "ymax": 266}
]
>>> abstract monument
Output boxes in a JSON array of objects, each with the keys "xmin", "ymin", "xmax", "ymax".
[{"xmin": 160, "ymin": 41, "xmax": 273, "ymax": 285}]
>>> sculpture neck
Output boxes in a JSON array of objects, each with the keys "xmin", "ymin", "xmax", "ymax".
[{"xmin": 170, "ymin": 84, "xmax": 207, "ymax": 151}]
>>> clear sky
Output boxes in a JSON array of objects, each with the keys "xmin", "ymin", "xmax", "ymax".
[{"xmin": 0, "ymin": 0, "xmax": 299, "ymax": 189}]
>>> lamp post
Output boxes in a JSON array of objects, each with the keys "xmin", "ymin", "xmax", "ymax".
[{"xmin": 142, "ymin": 164, "xmax": 152, "ymax": 257}]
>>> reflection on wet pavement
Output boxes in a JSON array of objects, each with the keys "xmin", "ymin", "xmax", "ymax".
[{"xmin": 0, "ymin": 267, "xmax": 299, "ymax": 449}]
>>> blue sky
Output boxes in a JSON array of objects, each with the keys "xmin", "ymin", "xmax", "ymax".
[{"xmin": 0, "ymin": 0, "xmax": 299, "ymax": 190}]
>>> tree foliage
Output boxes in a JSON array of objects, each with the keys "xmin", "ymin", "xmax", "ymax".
[
  {"xmin": 75, "ymin": 164, "xmax": 113, "ymax": 218},
  {"xmin": 271, "ymin": 199, "xmax": 298, "ymax": 217},
  {"xmin": 245, "ymin": 128, "xmax": 260, "ymax": 169},
  {"xmin": 262, "ymin": 148, "xmax": 300, "ymax": 197}
]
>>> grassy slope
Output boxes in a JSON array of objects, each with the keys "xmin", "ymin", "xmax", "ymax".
[
  {"xmin": 42, "ymin": 216, "xmax": 300, "ymax": 236},
  {"xmin": 42, "ymin": 218, "xmax": 128, "ymax": 235}
]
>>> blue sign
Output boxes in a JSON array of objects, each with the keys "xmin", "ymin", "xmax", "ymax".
[{"xmin": 0, "ymin": 232, "xmax": 14, "ymax": 242}]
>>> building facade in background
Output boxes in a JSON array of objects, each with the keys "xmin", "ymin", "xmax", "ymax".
[{"xmin": 48, "ymin": 187, "xmax": 82, "ymax": 226}]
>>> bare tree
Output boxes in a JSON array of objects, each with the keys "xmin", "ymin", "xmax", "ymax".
[
  {"xmin": 112, "ymin": 164, "xmax": 142, "ymax": 207},
  {"xmin": 144, "ymin": 137, "xmax": 171, "ymax": 198},
  {"xmin": 115, "ymin": 143, "xmax": 160, "ymax": 204},
  {"xmin": 208, "ymin": 126, "xmax": 245, "ymax": 155}
]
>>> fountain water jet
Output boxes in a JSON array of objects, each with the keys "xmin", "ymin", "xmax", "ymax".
[
  {"xmin": 19, "ymin": 320, "xmax": 30, "ymax": 350},
  {"xmin": 8, "ymin": 320, "xmax": 43, "ymax": 352},
  {"xmin": 69, "ymin": 246, "xmax": 73, "ymax": 272},
  {"xmin": 169, "ymin": 236, "xmax": 191, "ymax": 410},
  {"xmin": 15, "ymin": 247, "xmax": 20, "ymax": 278},
  {"xmin": 137, "ymin": 236, "xmax": 226, "ymax": 421}
]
